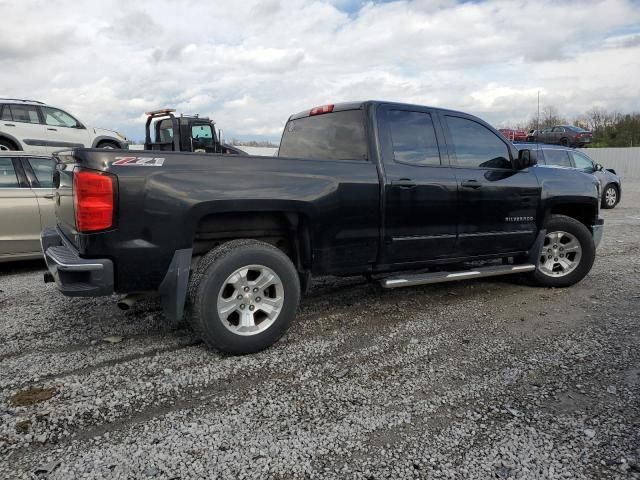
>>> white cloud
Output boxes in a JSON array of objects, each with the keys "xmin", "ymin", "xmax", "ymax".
[{"xmin": 1, "ymin": 0, "xmax": 639, "ymax": 140}]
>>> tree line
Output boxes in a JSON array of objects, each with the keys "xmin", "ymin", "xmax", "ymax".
[{"xmin": 523, "ymin": 106, "xmax": 640, "ymax": 147}]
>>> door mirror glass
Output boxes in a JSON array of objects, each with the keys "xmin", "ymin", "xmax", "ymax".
[{"xmin": 517, "ymin": 149, "xmax": 537, "ymax": 169}]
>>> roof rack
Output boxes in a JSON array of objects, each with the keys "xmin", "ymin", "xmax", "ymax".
[{"xmin": 0, "ymin": 98, "xmax": 45, "ymax": 104}]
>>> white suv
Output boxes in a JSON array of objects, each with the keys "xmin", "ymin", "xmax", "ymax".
[{"xmin": 0, "ymin": 98, "xmax": 129, "ymax": 153}]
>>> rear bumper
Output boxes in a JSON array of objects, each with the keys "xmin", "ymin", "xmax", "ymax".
[
  {"xmin": 591, "ymin": 218, "xmax": 604, "ymax": 248},
  {"xmin": 41, "ymin": 227, "xmax": 114, "ymax": 297}
]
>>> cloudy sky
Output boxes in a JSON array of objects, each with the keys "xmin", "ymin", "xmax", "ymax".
[{"xmin": 1, "ymin": 0, "xmax": 639, "ymax": 142}]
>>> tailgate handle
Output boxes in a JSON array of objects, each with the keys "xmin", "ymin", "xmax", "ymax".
[
  {"xmin": 461, "ymin": 180, "xmax": 482, "ymax": 189},
  {"xmin": 391, "ymin": 178, "xmax": 417, "ymax": 189}
]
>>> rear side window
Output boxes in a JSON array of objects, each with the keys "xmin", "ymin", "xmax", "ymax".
[
  {"xmin": 544, "ymin": 149, "xmax": 571, "ymax": 167},
  {"xmin": 9, "ymin": 105, "xmax": 40, "ymax": 124},
  {"xmin": 385, "ymin": 110, "xmax": 440, "ymax": 166},
  {"xmin": 0, "ymin": 104, "xmax": 12, "ymax": 121},
  {"xmin": 279, "ymin": 110, "xmax": 367, "ymax": 161},
  {"xmin": 0, "ymin": 159, "xmax": 19, "ymax": 188},
  {"xmin": 157, "ymin": 119, "xmax": 174, "ymax": 143},
  {"xmin": 445, "ymin": 116, "xmax": 511, "ymax": 169},
  {"xmin": 28, "ymin": 158, "xmax": 54, "ymax": 188}
]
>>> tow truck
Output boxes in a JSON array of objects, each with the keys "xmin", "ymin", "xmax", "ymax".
[{"xmin": 144, "ymin": 108, "xmax": 245, "ymax": 154}]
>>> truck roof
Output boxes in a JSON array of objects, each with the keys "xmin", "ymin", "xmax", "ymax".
[{"xmin": 288, "ymin": 100, "xmax": 472, "ymax": 121}]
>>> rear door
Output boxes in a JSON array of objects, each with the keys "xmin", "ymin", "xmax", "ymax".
[
  {"xmin": 22, "ymin": 156, "xmax": 56, "ymax": 230},
  {"xmin": 440, "ymin": 113, "xmax": 540, "ymax": 256},
  {"xmin": 4, "ymin": 104, "xmax": 49, "ymax": 153},
  {"xmin": 377, "ymin": 104, "xmax": 458, "ymax": 264},
  {"xmin": 0, "ymin": 157, "xmax": 42, "ymax": 257}
]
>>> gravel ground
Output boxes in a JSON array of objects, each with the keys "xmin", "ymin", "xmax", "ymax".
[{"xmin": 1, "ymin": 184, "xmax": 639, "ymax": 480}]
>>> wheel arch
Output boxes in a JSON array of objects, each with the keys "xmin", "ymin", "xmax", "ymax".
[
  {"xmin": 545, "ymin": 201, "xmax": 597, "ymax": 229},
  {"xmin": 92, "ymin": 136, "xmax": 126, "ymax": 149},
  {"xmin": 191, "ymin": 210, "xmax": 312, "ymax": 273},
  {"xmin": 0, "ymin": 133, "xmax": 22, "ymax": 150}
]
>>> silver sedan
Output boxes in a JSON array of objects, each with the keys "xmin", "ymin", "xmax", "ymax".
[{"xmin": 0, "ymin": 152, "xmax": 56, "ymax": 262}]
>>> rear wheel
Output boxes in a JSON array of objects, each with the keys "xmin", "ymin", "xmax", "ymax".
[
  {"xmin": 602, "ymin": 184, "xmax": 618, "ymax": 209},
  {"xmin": 187, "ymin": 239, "xmax": 300, "ymax": 354},
  {"xmin": 532, "ymin": 215, "xmax": 595, "ymax": 288},
  {"xmin": 0, "ymin": 138, "xmax": 17, "ymax": 151}
]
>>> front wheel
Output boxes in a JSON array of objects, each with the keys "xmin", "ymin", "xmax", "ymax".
[
  {"xmin": 602, "ymin": 184, "xmax": 618, "ymax": 209},
  {"xmin": 187, "ymin": 239, "xmax": 300, "ymax": 354},
  {"xmin": 532, "ymin": 215, "xmax": 595, "ymax": 288}
]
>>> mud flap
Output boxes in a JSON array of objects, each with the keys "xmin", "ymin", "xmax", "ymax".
[
  {"xmin": 526, "ymin": 229, "xmax": 546, "ymax": 268},
  {"xmin": 158, "ymin": 248, "xmax": 193, "ymax": 322}
]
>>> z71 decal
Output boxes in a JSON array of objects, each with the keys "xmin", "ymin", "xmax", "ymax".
[{"xmin": 112, "ymin": 156, "xmax": 165, "ymax": 166}]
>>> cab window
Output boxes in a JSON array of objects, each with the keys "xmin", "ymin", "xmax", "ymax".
[
  {"xmin": 570, "ymin": 151, "xmax": 594, "ymax": 171},
  {"xmin": 191, "ymin": 124, "xmax": 214, "ymax": 147},
  {"xmin": 384, "ymin": 110, "xmax": 441, "ymax": 166},
  {"xmin": 445, "ymin": 116, "xmax": 511, "ymax": 169},
  {"xmin": 279, "ymin": 110, "xmax": 367, "ymax": 161},
  {"xmin": 543, "ymin": 149, "xmax": 571, "ymax": 167}
]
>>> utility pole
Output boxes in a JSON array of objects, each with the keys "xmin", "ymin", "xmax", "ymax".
[{"xmin": 537, "ymin": 91, "xmax": 540, "ymax": 133}]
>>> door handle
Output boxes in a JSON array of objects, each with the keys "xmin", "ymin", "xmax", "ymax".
[
  {"xmin": 47, "ymin": 128, "xmax": 57, "ymax": 131},
  {"xmin": 4, "ymin": 123, "xmax": 15, "ymax": 127},
  {"xmin": 391, "ymin": 178, "xmax": 417, "ymax": 189},
  {"xmin": 43, "ymin": 194, "xmax": 55, "ymax": 199},
  {"xmin": 461, "ymin": 180, "xmax": 482, "ymax": 189}
]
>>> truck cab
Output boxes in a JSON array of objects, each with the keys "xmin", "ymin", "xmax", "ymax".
[{"xmin": 144, "ymin": 108, "xmax": 244, "ymax": 155}]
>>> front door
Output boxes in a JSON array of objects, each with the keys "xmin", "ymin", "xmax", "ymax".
[
  {"xmin": 0, "ymin": 158, "xmax": 42, "ymax": 257},
  {"xmin": 41, "ymin": 106, "xmax": 90, "ymax": 152},
  {"xmin": 440, "ymin": 113, "xmax": 540, "ymax": 256},
  {"xmin": 378, "ymin": 105, "xmax": 458, "ymax": 264}
]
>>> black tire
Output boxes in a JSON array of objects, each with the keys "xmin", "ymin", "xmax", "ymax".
[
  {"xmin": 97, "ymin": 141, "xmax": 118, "ymax": 149},
  {"xmin": 187, "ymin": 239, "xmax": 300, "ymax": 354},
  {"xmin": 0, "ymin": 138, "xmax": 17, "ymax": 151},
  {"xmin": 601, "ymin": 184, "xmax": 619, "ymax": 209},
  {"xmin": 531, "ymin": 215, "xmax": 595, "ymax": 288}
]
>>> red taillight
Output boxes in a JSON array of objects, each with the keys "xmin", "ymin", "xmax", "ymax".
[
  {"xmin": 73, "ymin": 170, "xmax": 114, "ymax": 232},
  {"xmin": 309, "ymin": 104, "xmax": 334, "ymax": 116}
]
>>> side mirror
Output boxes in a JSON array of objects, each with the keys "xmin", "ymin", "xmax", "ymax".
[
  {"xmin": 594, "ymin": 163, "xmax": 604, "ymax": 172},
  {"xmin": 516, "ymin": 149, "xmax": 538, "ymax": 170}
]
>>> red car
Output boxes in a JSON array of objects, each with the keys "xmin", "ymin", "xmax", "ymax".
[{"xmin": 498, "ymin": 128, "xmax": 528, "ymax": 142}]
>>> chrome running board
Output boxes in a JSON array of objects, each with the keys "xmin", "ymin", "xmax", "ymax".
[{"xmin": 380, "ymin": 264, "xmax": 536, "ymax": 289}]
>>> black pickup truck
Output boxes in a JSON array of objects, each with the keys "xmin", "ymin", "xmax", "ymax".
[{"xmin": 42, "ymin": 101, "xmax": 604, "ymax": 353}]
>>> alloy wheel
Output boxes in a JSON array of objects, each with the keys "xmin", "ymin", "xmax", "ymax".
[
  {"xmin": 538, "ymin": 231, "xmax": 582, "ymax": 277},
  {"xmin": 216, "ymin": 264, "xmax": 284, "ymax": 336}
]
